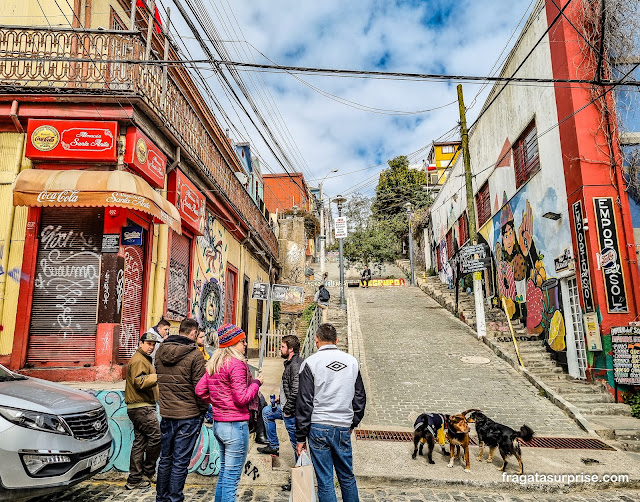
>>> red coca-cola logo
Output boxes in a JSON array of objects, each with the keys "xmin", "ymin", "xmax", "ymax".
[{"xmin": 36, "ymin": 190, "xmax": 80, "ymax": 203}]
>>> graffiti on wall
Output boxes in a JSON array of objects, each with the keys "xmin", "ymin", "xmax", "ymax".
[
  {"xmin": 89, "ymin": 390, "xmax": 220, "ymax": 475},
  {"xmin": 192, "ymin": 210, "xmax": 227, "ymax": 332},
  {"xmin": 481, "ymin": 187, "xmax": 571, "ymax": 353}
]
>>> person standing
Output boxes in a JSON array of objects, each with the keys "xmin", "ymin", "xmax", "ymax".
[
  {"xmin": 152, "ymin": 318, "xmax": 171, "ymax": 340},
  {"xmin": 314, "ymin": 284, "xmax": 330, "ymax": 323},
  {"xmin": 195, "ymin": 324, "xmax": 263, "ymax": 502},
  {"xmin": 124, "ymin": 330, "xmax": 162, "ymax": 490},
  {"xmin": 361, "ymin": 266, "xmax": 372, "ymax": 288},
  {"xmin": 155, "ymin": 318, "xmax": 208, "ymax": 502},
  {"xmin": 296, "ymin": 323, "xmax": 366, "ymax": 502},
  {"xmin": 196, "ymin": 327, "xmax": 210, "ymax": 361},
  {"xmin": 257, "ymin": 335, "xmax": 302, "ymax": 458}
]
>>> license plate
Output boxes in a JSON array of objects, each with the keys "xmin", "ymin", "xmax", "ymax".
[{"xmin": 90, "ymin": 450, "xmax": 109, "ymax": 472}]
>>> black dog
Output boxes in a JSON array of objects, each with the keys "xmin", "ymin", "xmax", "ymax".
[
  {"xmin": 412, "ymin": 413, "xmax": 448, "ymax": 464},
  {"xmin": 466, "ymin": 410, "xmax": 534, "ymax": 475}
]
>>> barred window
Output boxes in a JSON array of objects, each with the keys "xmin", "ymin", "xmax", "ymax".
[
  {"xmin": 513, "ymin": 121, "xmax": 540, "ymax": 188},
  {"xmin": 166, "ymin": 232, "xmax": 191, "ymax": 320},
  {"xmin": 475, "ymin": 181, "xmax": 491, "ymax": 227}
]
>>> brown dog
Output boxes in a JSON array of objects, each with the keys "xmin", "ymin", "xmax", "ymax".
[{"xmin": 446, "ymin": 410, "xmax": 473, "ymax": 472}]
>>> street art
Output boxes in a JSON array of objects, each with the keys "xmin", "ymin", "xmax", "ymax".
[
  {"xmin": 192, "ymin": 210, "xmax": 227, "ymax": 333},
  {"xmin": 481, "ymin": 187, "xmax": 571, "ymax": 353},
  {"xmin": 89, "ymin": 390, "xmax": 220, "ymax": 475}
]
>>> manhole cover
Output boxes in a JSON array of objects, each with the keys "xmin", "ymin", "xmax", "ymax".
[{"xmin": 461, "ymin": 356, "xmax": 491, "ymax": 364}]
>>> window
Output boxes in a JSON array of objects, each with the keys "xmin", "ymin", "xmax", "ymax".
[
  {"xmin": 475, "ymin": 181, "xmax": 491, "ymax": 227},
  {"xmin": 441, "ymin": 144, "xmax": 456, "ymax": 154},
  {"xmin": 430, "ymin": 173, "xmax": 439, "ymax": 185},
  {"xmin": 224, "ymin": 264, "xmax": 238, "ymax": 324},
  {"xmin": 513, "ymin": 121, "xmax": 540, "ymax": 188},
  {"xmin": 166, "ymin": 232, "xmax": 191, "ymax": 320},
  {"xmin": 110, "ymin": 8, "xmax": 126, "ymax": 30},
  {"xmin": 446, "ymin": 229, "xmax": 454, "ymax": 259}
]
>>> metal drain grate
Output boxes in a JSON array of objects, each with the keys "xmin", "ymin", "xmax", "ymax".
[{"xmin": 354, "ymin": 430, "xmax": 615, "ymax": 450}]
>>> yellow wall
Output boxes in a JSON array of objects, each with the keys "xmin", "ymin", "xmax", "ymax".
[
  {"xmin": 191, "ymin": 210, "xmax": 269, "ymax": 351},
  {"xmin": 1, "ymin": 1, "xmax": 128, "ymax": 30},
  {"xmin": 434, "ymin": 145, "xmax": 461, "ymax": 185},
  {"xmin": 0, "ymin": 133, "xmax": 29, "ymax": 355}
]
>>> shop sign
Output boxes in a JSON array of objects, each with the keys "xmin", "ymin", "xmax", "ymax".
[
  {"xmin": 122, "ymin": 225, "xmax": 143, "ymax": 246},
  {"xmin": 101, "ymin": 234, "xmax": 120, "ymax": 253},
  {"xmin": 271, "ymin": 284, "xmax": 304, "ymax": 304},
  {"xmin": 611, "ymin": 326, "xmax": 640, "ymax": 385},
  {"xmin": 572, "ymin": 201, "xmax": 594, "ymax": 313},
  {"xmin": 369, "ymin": 278, "xmax": 406, "ymax": 287},
  {"xmin": 169, "ymin": 169, "xmax": 205, "ymax": 234},
  {"xmin": 251, "ymin": 282, "xmax": 269, "ymax": 301},
  {"xmin": 124, "ymin": 127, "xmax": 167, "ymax": 189},
  {"xmin": 583, "ymin": 312, "xmax": 602, "ymax": 351},
  {"xmin": 25, "ymin": 119, "xmax": 117, "ymax": 162},
  {"xmin": 593, "ymin": 197, "xmax": 628, "ymax": 313}
]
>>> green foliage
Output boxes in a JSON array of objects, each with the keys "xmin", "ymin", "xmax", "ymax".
[
  {"xmin": 623, "ymin": 390, "xmax": 640, "ymax": 419},
  {"xmin": 282, "ymin": 209, "xmax": 320, "ymax": 239},
  {"xmin": 371, "ymin": 156, "xmax": 433, "ymax": 221},
  {"xmin": 343, "ymin": 220, "xmax": 399, "ymax": 269},
  {"xmin": 301, "ymin": 302, "xmax": 317, "ymax": 325}
]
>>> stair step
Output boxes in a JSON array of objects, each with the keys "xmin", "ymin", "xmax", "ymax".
[
  {"xmin": 529, "ymin": 365, "xmax": 564, "ymax": 374},
  {"xmin": 617, "ymin": 439, "xmax": 640, "ymax": 453},
  {"xmin": 615, "ymin": 429, "xmax": 640, "ymax": 441},
  {"xmin": 547, "ymin": 384, "xmax": 601, "ymax": 394},
  {"xmin": 562, "ymin": 393, "xmax": 614, "ymax": 404},
  {"xmin": 578, "ymin": 403, "xmax": 632, "ymax": 416}
]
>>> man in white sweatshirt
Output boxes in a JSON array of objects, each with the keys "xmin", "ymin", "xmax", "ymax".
[{"xmin": 295, "ymin": 323, "xmax": 366, "ymax": 502}]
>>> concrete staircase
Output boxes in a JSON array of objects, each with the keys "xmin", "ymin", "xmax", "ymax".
[{"xmin": 399, "ymin": 261, "xmax": 640, "ymax": 451}]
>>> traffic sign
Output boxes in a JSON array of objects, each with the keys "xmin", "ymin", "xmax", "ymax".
[{"xmin": 334, "ymin": 216, "xmax": 348, "ymax": 239}]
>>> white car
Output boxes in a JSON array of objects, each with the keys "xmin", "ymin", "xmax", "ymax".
[{"xmin": 0, "ymin": 364, "xmax": 112, "ymax": 501}]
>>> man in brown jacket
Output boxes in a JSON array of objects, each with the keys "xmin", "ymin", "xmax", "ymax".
[
  {"xmin": 125, "ymin": 330, "xmax": 162, "ymax": 490},
  {"xmin": 155, "ymin": 317, "xmax": 208, "ymax": 502}
]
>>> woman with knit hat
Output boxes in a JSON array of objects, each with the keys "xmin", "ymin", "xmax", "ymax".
[{"xmin": 195, "ymin": 324, "xmax": 263, "ymax": 501}]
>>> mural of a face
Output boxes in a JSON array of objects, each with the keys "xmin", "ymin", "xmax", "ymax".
[{"xmin": 502, "ymin": 221, "xmax": 516, "ymax": 255}]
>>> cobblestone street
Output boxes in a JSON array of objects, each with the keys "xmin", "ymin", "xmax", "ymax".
[
  {"xmin": 27, "ymin": 480, "xmax": 640, "ymax": 502},
  {"xmin": 351, "ymin": 284, "xmax": 584, "ymax": 436}
]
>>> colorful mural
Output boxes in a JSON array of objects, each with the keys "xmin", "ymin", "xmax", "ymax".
[
  {"xmin": 88, "ymin": 390, "xmax": 220, "ymax": 475},
  {"xmin": 192, "ymin": 210, "xmax": 227, "ymax": 333},
  {"xmin": 480, "ymin": 187, "xmax": 571, "ymax": 353}
]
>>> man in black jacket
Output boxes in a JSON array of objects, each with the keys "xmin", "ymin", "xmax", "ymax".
[{"xmin": 257, "ymin": 334, "xmax": 302, "ymax": 461}]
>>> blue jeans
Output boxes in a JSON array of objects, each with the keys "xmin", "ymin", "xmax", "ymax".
[
  {"xmin": 308, "ymin": 424, "xmax": 359, "ymax": 502},
  {"xmin": 213, "ymin": 420, "xmax": 249, "ymax": 502},
  {"xmin": 156, "ymin": 416, "xmax": 203, "ymax": 502},
  {"xmin": 262, "ymin": 404, "xmax": 297, "ymax": 459}
]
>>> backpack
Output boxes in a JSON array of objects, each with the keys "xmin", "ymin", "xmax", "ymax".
[{"xmin": 318, "ymin": 287, "xmax": 330, "ymax": 302}]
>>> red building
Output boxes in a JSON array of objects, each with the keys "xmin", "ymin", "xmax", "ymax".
[{"xmin": 263, "ymin": 173, "xmax": 311, "ymax": 214}]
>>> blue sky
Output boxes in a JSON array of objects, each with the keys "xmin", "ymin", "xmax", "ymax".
[{"xmin": 165, "ymin": 0, "xmax": 537, "ymax": 198}]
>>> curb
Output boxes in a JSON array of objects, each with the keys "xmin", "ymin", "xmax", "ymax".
[{"xmin": 395, "ymin": 261, "xmax": 602, "ymax": 439}]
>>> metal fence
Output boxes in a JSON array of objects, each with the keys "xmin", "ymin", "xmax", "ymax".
[{"xmin": 301, "ymin": 306, "xmax": 322, "ymax": 359}]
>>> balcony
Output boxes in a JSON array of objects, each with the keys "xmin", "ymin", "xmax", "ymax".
[{"xmin": 0, "ymin": 25, "xmax": 277, "ymax": 257}]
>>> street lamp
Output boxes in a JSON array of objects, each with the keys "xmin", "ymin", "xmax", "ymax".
[
  {"xmin": 319, "ymin": 169, "xmax": 338, "ymax": 275},
  {"xmin": 334, "ymin": 195, "xmax": 347, "ymax": 310},
  {"xmin": 405, "ymin": 202, "xmax": 415, "ymax": 286}
]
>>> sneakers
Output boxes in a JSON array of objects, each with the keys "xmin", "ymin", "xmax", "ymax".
[
  {"xmin": 125, "ymin": 480, "xmax": 151, "ymax": 490},
  {"xmin": 257, "ymin": 445, "xmax": 279, "ymax": 456}
]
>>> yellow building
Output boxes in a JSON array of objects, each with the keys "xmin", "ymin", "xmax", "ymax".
[
  {"xmin": 0, "ymin": 0, "xmax": 278, "ymax": 380},
  {"xmin": 426, "ymin": 141, "xmax": 461, "ymax": 189}
]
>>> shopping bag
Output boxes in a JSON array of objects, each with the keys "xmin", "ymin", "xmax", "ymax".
[{"xmin": 290, "ymin": 450, "xmax": 316, "ymax": 502}]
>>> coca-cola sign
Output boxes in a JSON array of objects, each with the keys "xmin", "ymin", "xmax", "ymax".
[
  {"xmin": 168, "ymin": 169, "xmax": 205, "ymax": 234},
  {"xmin": 25, "ymin": 119, "xmax": 118, "ymax": 162},
  {"xmin": 37, "ymin": 190, "xmax": 80, "ymax": 203},
  {"xmin": 124, "ymin": 127, "xmax": 167, "ymax": 189}
]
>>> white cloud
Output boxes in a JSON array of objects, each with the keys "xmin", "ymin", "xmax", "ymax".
[{"xmin": 166, "ymin": 0, "xmax": 537, "ymax": 198}]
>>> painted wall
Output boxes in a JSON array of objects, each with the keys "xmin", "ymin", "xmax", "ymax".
[
  {"xmin": 89, "ymin": 390, "xmax": 220, "ymax": 475},
  {"xmin": 191, "ymin": 209, "xmax": 268, "ymax": 351}
]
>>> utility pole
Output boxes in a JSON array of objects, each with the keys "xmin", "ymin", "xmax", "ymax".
[
  {"xmin": 319, "ymin": 169, "xmax": 337, "ymax": 275},
  {"xmin": 334, "ymin": 195, "xmax": 347, "ymax": 310},
  {"xmin": 405, "ymin": 202, "xmax": 416, "ymax": 286},
  {"xmin": 457, "ymin": 84, "xmax": 486, "ymax": 338}
]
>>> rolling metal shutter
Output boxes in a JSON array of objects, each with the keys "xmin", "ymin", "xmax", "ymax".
[
  {"xmin": 27, "ymin": 208, "xmax": 103, "ymax": 365},
  {"xmin": 119, "ymin": 234, "xmax": 146, "ymax": 362},
  {"xmin": 166, "ymin": 232, "xmax": 191, "ymax": 320}
]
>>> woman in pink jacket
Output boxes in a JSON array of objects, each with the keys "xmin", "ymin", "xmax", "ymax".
[{"xmin": 195, "ymin": 324, "xmax": 263, "ymax": 502}]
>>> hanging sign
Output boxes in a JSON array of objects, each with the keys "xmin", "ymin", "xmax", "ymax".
[
  {"xmin": 554, "ymin": 249, "xmax": 573, "ymax": 273},
  {"xmin": 593, "ymin": 197, "xmax": 628, "ymax": 313},
  {"xmin": 271, "ymin": 284, "xmax": 304, "ymax": 304},
  {"xmin": 124, "ymin": 127, "xmax": 167, "ymax": 189},
  {"xmin": 168, "ymin": 169, "xmax": 205, "ymax": 235},
  {"xmin": 25, "ymin": 119, "xmax": 118, "ymax": 162},
  {"xmin": 122, "ymin": 225, "xmax": 143, "ymax": 246},
  {"xmin": 334, "ymin": 217, "xmax": 348, "ymax": 239},
  {"xmin": 611, "ymin": 326, "xmax": 640, "ymax": 385},
  {"xmin": 572, "ymin": 201, "xmax": 594, "ymax": 313},
  {"xmin": 251, "ymin": 282, "xmax": 270, "ymax": 301},
  {"xmin": 583, "ymin": 312, "xmax": 602, "ymax": 351}
]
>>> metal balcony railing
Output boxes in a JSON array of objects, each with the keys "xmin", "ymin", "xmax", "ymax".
[{"xmin": 0, "ymin": 25, "xmax": 277, "ymax": 257}]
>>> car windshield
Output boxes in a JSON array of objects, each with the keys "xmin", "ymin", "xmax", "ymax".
[{"xmin": 0, "ymin": 364, "xmax": 27, "ymax": 382}]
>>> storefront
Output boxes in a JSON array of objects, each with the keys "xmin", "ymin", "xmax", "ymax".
[{"xmin": 9, "ymin": 119, "xmax": 180, "ymax": 380}]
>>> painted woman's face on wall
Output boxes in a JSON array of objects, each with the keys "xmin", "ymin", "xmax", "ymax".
[{"xmin": 503, "ymin": 223, "xmax": 515, "ymax": 255}]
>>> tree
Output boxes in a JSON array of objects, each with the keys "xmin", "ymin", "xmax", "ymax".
[
  {"xmin": 343, "ymin": 220, "xmax": 399, "ymax": 270},
  {"xmin": 371, "ymin": 156, "xmax": 432, "ymax": 221}
]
